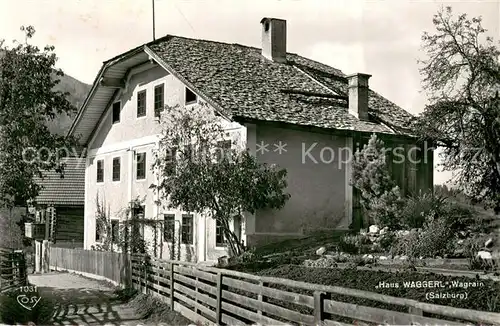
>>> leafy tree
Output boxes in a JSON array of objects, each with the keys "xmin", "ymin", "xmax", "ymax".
[
  {"xmin": 0, "ymin": 26, "xmax": 77, "ymax": 208},
  {"xmin": 352, "ymin": 134, "xmax": 405, "ymax": 229},
  {"xmin": 151, "ymin": 103, "xmax": 290, "ymax": 256},
  {"xmin": 416, "ymin": 7, "xmax": 500, "ymax": 213}
]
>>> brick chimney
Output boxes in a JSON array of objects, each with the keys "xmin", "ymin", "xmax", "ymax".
[
  {"xmin": 260, "ymin": 18, "xmax": 287, "ymax": 63},
  {"xmin": 347, "ymin": 73, "xmax": 371, "ymax": 121}
]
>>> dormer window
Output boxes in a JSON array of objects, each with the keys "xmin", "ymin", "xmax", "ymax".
[
  {"xmin": 185, "ymin": 87, "xmax": 197, "ymax": 105},
  {"xmin": 112, "ymin": 102, "xmax": 120, "ymax": 124}
]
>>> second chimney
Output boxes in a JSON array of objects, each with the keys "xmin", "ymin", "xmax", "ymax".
[
  {"xmin": 260, "ymin": 18, "xmax": 287, "ymax": 63},
  {"xmin": 347, "ymin": 73, "xmax": 371, "ymax": 121}
]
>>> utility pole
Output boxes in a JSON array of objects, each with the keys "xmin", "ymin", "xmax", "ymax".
[{"xmin": 152, "ymin": 0, "xmax": 156, "ymax": 41}]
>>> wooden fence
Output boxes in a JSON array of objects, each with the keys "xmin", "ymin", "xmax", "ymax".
[
  {"xmin": 49, "ymin": 247, "xmax": 131, "ymax": 286},
  {"xmin": 0, "ymin": 248, "xmax": 27, "ymax": 293},
  {"xmin": 49, "ymin": 248, "xmax": 500, "ymax": 325}
]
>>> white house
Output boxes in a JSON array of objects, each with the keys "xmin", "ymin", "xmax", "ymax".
[{"xmin": 68, "ymin": 18, "xmax": 431, "ymax": 262}]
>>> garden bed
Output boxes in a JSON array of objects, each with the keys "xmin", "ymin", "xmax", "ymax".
[
  {"xmin": 315, "ymin": 263, "xmax": 500, "ymax": 281},
  {"xmin": 255, "ymin": 264, "xmax": 500, "ymax": 313}
]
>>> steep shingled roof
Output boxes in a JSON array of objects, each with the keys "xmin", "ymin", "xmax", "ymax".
[
  {"xmin": 148, "ymin": 36, "xmax": 416, "ymax": 135},
  {"xmin": 34, "ymin": 157, "xmax": 85, "ymax": 206}
]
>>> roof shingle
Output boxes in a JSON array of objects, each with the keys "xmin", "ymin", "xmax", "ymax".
[
  {"xmin": 34, "ymin": 157, "xmax": 85, "ymax": 206},
  {"xmin": 148, "ymin": 36, "xmax": 415, "ymax": 135}
]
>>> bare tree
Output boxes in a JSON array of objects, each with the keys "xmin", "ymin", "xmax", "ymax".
[{"xmin": 416, "ymin": 7, "xmax": 500, "ymax": 213}]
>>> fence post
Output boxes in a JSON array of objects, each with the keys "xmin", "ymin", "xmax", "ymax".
[
  {"xmin": 216, "ymin": 272, "xmax": 223, "ymax": 325},
  {"xmin": 157, "ymin": 263, "xmax": 161, "ymax": 295},
  {"xmin": 195, "ymin": 275, "xmax": 199, "ymax": 315},
  {"xmin": 313, "ymin": 291, "xmax": 325, "ymax": 326},
  {"xmin": 34, "ymin": 240, "xmax": 41, "ymax": 273},
  {"xmin": 41, "ymin": 240, "xmax": 49, "ymax": 273},
  {"xmin": 169, "ymin": 262, "xmax": 175, "ymax": 310},
  {"xmin": 257, "ymin": 280, "xmax": 265, "ymax": 315},
  {"xmin": 143, "ymin": 261, "xmax": 147, "ymax": 294},
  {"xmin": 409, "ymin": 306, "xmax": 423, "ymax": 316}
]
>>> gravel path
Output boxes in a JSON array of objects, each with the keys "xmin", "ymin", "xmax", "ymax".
[{"xmin": 28, "ymin": 272, "xmax": 144, "ymax": 326}]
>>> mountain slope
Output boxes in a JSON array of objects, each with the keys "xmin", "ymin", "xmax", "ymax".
[{"xmin": 47, "ymin": 73, "xmax": 91, "ymax": 136}]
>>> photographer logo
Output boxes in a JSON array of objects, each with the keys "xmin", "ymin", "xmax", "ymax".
[
  {"xmin": 17, "ymin": 294, "xmax": 41, "ymax": 310},
  {"xmin": 16, "ymin": 286, "xmax": 41, "ymax": 310}
]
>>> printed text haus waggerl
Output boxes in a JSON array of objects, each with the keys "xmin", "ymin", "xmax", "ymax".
[{"xmin": 68, "ymin": 18, "xmax": 433, "ymax": 262}]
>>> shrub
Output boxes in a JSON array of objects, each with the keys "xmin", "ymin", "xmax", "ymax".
[
  {"xmin": 114, "ymin": 286, "xmax": 138, "ymax": 302},
  {"xmin": 399, "ymin": 191, "xmax": 475, "ymax": 231},
  {"xmin": 442, "ymin": 205, "xmax": 475, "ymax": 232},
  {"xmin": 400, "ymin": 192, "xmax": 446, "ymax": 228},
  {"xmin": 464, "ymin": 237, "xmax": 496, "ymax": 271},
  {"xmin": 390, "ymin": 229, "xmax": 421, "ymax": 257},
  {"xmin": 379, "ymin": 232, "xmax": 396, "ymax": 251},
  {"xmin": 337, "ymin": 234, "xmax": 371, "ymax": 254},
  {"xmin": 0, "ymin": 287, "xmax": 55, "ymax": 325},
  {"xmin": 391, "ymin": 214, "xmax": 455, "ymax": 258},
  {"xmin": 414, "ymin": 215, "xmax": 455, "ymax": 257},
  {"xmin": 352, "ymin": 134, "xmax": 405, "ymax": 229},
  {"xmin": 346, "ymin": 255, "xmax": 366, "ymax": 268}
]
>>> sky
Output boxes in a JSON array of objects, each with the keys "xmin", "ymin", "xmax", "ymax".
[{"xmin": 1, "ymin": 0, "xmax": 499, "ymax": 185}]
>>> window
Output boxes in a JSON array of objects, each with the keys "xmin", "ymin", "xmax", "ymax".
[
  {"xmin": 216, "ymin": 140, "xmax": 232, "ymax": 162},
  {"xmin": 136, "ymin": 152, "xmax": 146, "ymax": 180},
  {"xmin": 111, "ymin": 220, "xmax": 119, "ymax": 243},
  {"xmin": 137, "ymin": 90, "xmax": 146, "ymax": 117},
  {"xmin": 96, "ymin": 160, "xmax": 104, "ymax": 183},
  {"xmin": 181, "ymin": 214, "xmax": 193, "ymax": 244},
  {"xmin": 215, "ymin": 219, "xmax": 226, "ymax": 247},
  {"xmin": 95, "ymin": 224, "xmax": 102, "ymax": 242},
  {"xmin": 132, "ymin": 205, "xmax": 145, "ymax": 219},
  {"xmin": 185, "ymin": 87, "xmax": 197, "ymax": 104},
  {"xmin": 112, "ymin": 157, "xmax": 120, "ymax": 181},
  {"xmin": 132, "ymin": 205, "xmax": 145, "ymax": 239},
  {"xmin": 112, "ymin": 102, "xmax": 120, "ymax": 123},
  {"xmin": 163, "ymin": 214, "xmax": 175, "ymax": 242},
  {"xmin": 154, "ymin": 84, "xmax": 164, "ymax": 117},
  {"xmin": 165, "ymin": 147, "xmax": 177, "ymax": 175}
]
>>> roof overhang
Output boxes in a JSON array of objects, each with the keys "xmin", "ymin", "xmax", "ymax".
[
  {"xmin": 67, "ymin": 46, "xmax": 152, "ymax": 145},
  {"xmin": 68, "ymin": 41, "xmax": 234, "ymax": 147},
  {"xmin": 234, "ymin": 116, "xmax": 418, "ymax": 142}
]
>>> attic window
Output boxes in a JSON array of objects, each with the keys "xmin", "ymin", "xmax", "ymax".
[
  {"xmin": 154, "ymin": 84, "xmax": 165, "ymax": 117},
  {"xmin": 264, "ymin": 21, "xmax": 270, "ymax": 32},
  {"xmin": 112, "ymin": 102, "xmax": 121, "ymax": 124},
  {"xmin": 137, "ymin": 90, "xmax": 146, "ymax": 117},
  {"xmin": 185, "ymin": 87, "xmax": 197, "ymax": 105},
  {"xmin": 96, "ymin": 160, "xmax": 104, "ymax": 183}
]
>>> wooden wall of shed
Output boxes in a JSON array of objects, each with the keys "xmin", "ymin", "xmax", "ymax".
[
  {"xmin": 53, "ymin": 206, "xmax": 84, "ymax": 247},
  {"xmin": 351, "ymin": 133, "xmax": 434, "ymax": 229}
]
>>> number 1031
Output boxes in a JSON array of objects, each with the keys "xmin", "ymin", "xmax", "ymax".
[{"xmin": 19, "ymin": 286, "xmax": 37, "ymax": 292}]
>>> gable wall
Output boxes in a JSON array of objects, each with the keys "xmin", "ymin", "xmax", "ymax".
[
  {"xmin": 245, "ymin": 125, "xmax": 351, "ymax": 246},
  {"xmin": 83, "ymin": 64, "xmax": 245, "ymax": 263}
]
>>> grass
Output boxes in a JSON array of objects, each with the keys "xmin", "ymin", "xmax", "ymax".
[{"xmin": 127, "ymin": 293, "xmax": 192, "ymax": 325}]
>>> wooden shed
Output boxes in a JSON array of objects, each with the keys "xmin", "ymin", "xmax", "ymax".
[{"xmin": 31, "ymin": 157, "xmax": 85, "ymax": 248}]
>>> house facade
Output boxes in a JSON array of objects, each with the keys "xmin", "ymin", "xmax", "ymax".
[{"xmin": 69, "ymin": 18, "xmax": 433, "ymax": 262}]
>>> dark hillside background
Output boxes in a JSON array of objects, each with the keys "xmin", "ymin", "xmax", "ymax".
[{"xmin": 48, "ymin": 73, "xmax": 91, "ymax": 136}]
